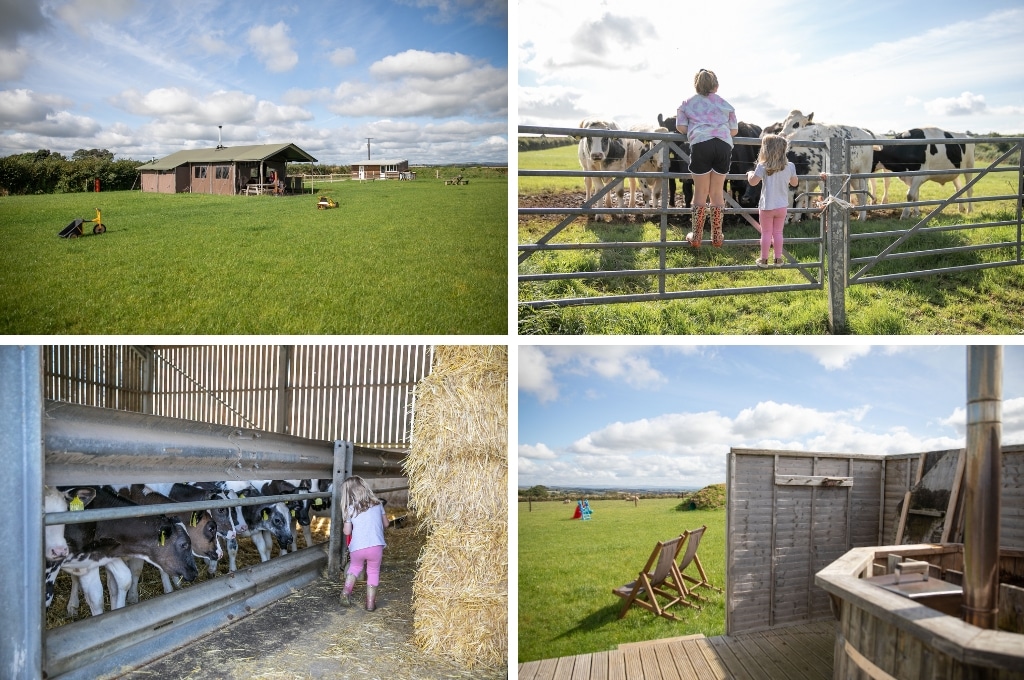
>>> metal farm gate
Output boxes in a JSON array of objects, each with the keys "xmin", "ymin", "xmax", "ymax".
[
  {"xmin": 518, "ymin": 126, "xmax": 1024, "ymax": 333},
  {"xmin": 2, "ymin": 345, "xmax": 433, "ymax": 680}
]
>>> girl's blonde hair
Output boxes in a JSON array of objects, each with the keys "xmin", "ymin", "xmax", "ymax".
[
  {"xmin": 758, "ymin": 134, "xmax": 789, "ymax": 176},
  {"xmin": 694, "ymin": 69, "xmax": 718, "ymax": 96},
  {"xmin": 340, "ymin": 475, "xmax": 382, "ymax": 520}
]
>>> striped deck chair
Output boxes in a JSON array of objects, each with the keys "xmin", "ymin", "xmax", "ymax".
[
  {"xmin": 612, "ymin": 534, "xmax": 694, "ymax": 620},
  {"xmin": 676, "ymin": 525, "xmax": 723, "ymax": 606}
]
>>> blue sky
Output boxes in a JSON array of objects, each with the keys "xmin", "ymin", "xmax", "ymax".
[
  {"xmin": 0, "ymin": 0, "xmax": 507, "ymax": 165},
  {"xmin": 518, "ymin": 345, "xmax": 1024, "ymax": 490},
  {"xmin": 518, "ymin": 0, "xmax": 1024, "ymax": 135}
]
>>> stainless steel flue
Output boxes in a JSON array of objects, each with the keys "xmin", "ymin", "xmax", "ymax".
[{"xmin": 962, "ymin": 345, "xmax": 1002, "ymax": 629}]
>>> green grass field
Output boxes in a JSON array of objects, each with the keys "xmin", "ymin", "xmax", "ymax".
[
  {"xmin": 0, "ymin": 178, "xmax": 506, "ymax": 334},
  {"xmin": 518, "ymin": 145, "xmax": 1024, "ymax": 335},
  {"xmin": 518, "ymin": 499, "xmax": 726, "ymax": 663}
]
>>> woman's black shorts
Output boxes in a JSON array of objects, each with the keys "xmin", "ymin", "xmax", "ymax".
[{"xmin": 688, "ymin": 137, "xmax": 733, "ymax": 175}]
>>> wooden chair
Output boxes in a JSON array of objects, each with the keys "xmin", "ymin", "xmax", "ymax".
[
  {"xmin": 612, "ymin": 534, "xmax": 694, "ymax": 620},
  {"xmin": 676, "ymin": 525, "xmax": 723, "ymax": 606}
]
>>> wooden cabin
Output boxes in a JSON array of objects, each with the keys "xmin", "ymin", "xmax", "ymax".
[
  {"xmin": 138, "ymin": 143, "xmax": 317, "ymax": 195},
  {"xmin": 350, "ymin": 159, "xmax": 411, "ymax": 180}
]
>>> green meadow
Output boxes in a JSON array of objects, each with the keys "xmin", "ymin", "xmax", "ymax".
[
  {"xmin": 518, "ymin": 144, "xmax": 1024, "ymax": 335},
  {"xmin": 518, "ymin": 498, "xmax": 726, "ymax": 663},
  {"xmin": 0, "ymin": 178, "xmax": 506, "ymax": 334}
]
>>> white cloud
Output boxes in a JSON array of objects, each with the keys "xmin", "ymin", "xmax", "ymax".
[
  {"xmin": 519, "ymin": 346, "xmax": 558, "ymax": 403},
  {"xmin": 940, "ymin": 397, "xmax": 1024, "ymax": 445},
  {"xmin": 112, "ymin": 87, "xmax": 312, "ymax": 126},
  {"xmin": 194, "ymin": 31, "xmax": 236, "ymax": 57},
  {"xmin": 796, "ymin": 345, "xmax": 873, "ymax": 370},
  {"xmin": 0, "ymin": 89, "xmax": 70, "ymax": 125},
  {"xmin": 56, "ymin": 0, "xmax": 136, "ymax": 35},
  {"xmin": 519, "ymin": 443, "xmax": 558, "ymax": 460},
  {"xmin": 247, "ymin": 22, "xmax": 298, "ymax": 73},
  {"xmin": 330, "ymin": 50, "xmax": 506, "ymax": 119},
  {"xmin": 0, "ymin": 47, "xmax": 30, "ymax": 81},
  {"xmin": 925, "ymin": 91, "xmax": 988, "ymax": 117},
  {"xmin": 329, "ymin": 47, "xmax": 356, "ymax": 68}
]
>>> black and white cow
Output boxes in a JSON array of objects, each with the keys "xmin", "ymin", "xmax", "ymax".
[
  {"xmin": 57, "ymin": 486, "xmax": 198, "ymax": 617},
  {"xmin": 44, "ymin": 486, "xmax": 96, "ymax": 607},
  {"xmin": 223, "ymin": 487, "xmax": 294, "ymax": 569},
  {"xmin": 118, "ymin": 484, "xmax": 222, "ymax": 604},
  {"xmin": 575, "ymin": 117, "xmax": 634, "ymax": 221},
  {"xmin": 655, "ymin": 113, "xmax": 693, "ymax": 210},
  {"xmin": 777, "ymin": 110, "xmax": 876, "ymax": 221},
  {"xmin": 626, "ymin": 124, "xmax": 670, "ymax": 211},
  {"xmin": 872, "ymin": 127, "xmax": 975, "ymax": 218}
]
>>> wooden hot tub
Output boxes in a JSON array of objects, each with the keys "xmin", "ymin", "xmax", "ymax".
[{"xmin": 816, "ymin": 543, "xmax": 1024, "ymax": 679}]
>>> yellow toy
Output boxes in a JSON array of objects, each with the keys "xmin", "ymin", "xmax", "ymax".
[
  {"xmin": 59, "ymin": 208, "xmax": 105, "ymax": 237},
  {"xmin": 316, "ymin": 196, "xmax": 338, "ymax": 209}
]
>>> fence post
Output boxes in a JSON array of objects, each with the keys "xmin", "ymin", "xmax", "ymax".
[
  {"xmin": 0, "ymin": 346, "xmax": 43, "ymax": 680},
  {"xmin": 826, "ymin": 136, "xmax": 849, "ymax": 334}
]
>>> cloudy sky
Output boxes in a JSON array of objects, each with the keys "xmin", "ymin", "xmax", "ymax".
[
  {"xmin": 518, "ymin": 0, "xmax": 1024, "ymax": 136},
  {"xmin": 518, "ymin": 344, "xmax": 1024, "ymax": 490},
  {"xmin": 0, "ymin": 0, "xmax": 507, "ymax": 165}
]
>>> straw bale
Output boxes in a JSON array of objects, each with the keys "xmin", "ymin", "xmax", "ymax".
[{"xmin": 405, "ymin": 345, "xmax": 507, "ymax": 669}]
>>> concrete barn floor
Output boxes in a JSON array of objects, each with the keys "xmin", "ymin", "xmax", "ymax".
[{"xmin": 117, "ymin": 556, "xmax": 506, "ymax": 680}]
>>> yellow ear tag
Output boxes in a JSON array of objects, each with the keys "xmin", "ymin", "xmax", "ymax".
[
  {"xmin": 262, "ymin": 509, "xmax": 269, "ymax": 521},
  {"xmin": 314, "ymin": 498, "xmax": 323, "ymax": 508},
  {"xmin": 159, "ymin": 532, "xmax": 166, "ymax": 546},
  {"xmin": 190, "ymin": 512, "xmax": 200, "ymax": 527},
  {"xmin": 291, "ymin": 509, "xmax": 296, "ymax": 518},
  {"xmin": 238, "ymin": 492, "xmax": 246, "ymax": 498},
  {"xmin": 69, "ymin": 496, "xmax": 84, "ymax": 512}
]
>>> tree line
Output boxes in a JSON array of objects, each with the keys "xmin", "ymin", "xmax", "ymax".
[{"xmin": 0, "ymin": 149, "xmax": 143, "ymax": 195}]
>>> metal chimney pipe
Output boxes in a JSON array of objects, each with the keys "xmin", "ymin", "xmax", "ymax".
[
  {"xmin": 218, "ymin": 125, "xmax": 223, "ymax": 148},
  {"xmin": 962, "ymin": 345, "xmax": 1002, "ymax": 629}
]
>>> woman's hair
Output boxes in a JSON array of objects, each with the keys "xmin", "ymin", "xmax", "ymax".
[
  {"xmin": 758, "ymin": 134, "xmax": 789, "ymax": 176},
  {"xmin": 694, "ymin": 69, "xmax": 719, "ymax": 96},
  {"xmin": 340, "ymin": 475, "xmax": 381, "ymax": 520}
]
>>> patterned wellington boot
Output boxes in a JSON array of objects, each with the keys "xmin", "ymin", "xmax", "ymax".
[
  {"xmin": 689, "ymin": 204, "xmax": 707, "ymax": 248},
  {"xmin": 341, "ymin": 574, "xmax": 356, "ymax": 606},
  {"xmin": 711, "ymin": 206, "xmax": 724, "ymax": 247},
  {"xmin": 366, "ymin": 585, "xmax": 377, "ymax": 612}
]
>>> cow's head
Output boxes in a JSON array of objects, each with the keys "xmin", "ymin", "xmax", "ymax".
[
  {"xmin": 575, "ymin": 118, "xmax": 623, "ymax": 163},
  {"xmin": 44, "ymin": 486, "xmax": 96, "ymax": 561},
  {"xmin": 778, "ymin": 110, "xmax": 813, "ymax": 137},
  {"xmin": 153, "ymin": 520, "xmax": 199, "ymax": 583},
  {"xmin": 186, "ymin": 510, "xmax": 223, "ymax": 561},
  {"xmin": 265, "ymin": 503, "xmax": 294, "ymax": 550}
]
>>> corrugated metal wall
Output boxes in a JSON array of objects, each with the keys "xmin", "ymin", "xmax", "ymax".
[
  {"xmin": 43, "ymin": 345, "xmax": 432, "ymax": 449},
  {"xmin": 727, "ymin": 445, "xmax": 1024, "ymax": 635}
]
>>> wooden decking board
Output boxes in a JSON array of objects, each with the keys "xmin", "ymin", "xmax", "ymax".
[
  {"xmin": 675, "ymin": 639, "xmax": 725, "ymax": 680},
  {"xmin": 519, "ymin": 621, "xmax": 836, "ymax": 680},
  {"xmin": 589, "ymin": 651, "xmax": 609, "ymax": 680}
]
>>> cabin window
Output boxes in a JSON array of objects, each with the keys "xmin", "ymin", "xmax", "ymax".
[
  {"xmin": 215, "ymin": 166, "xmax": 230, "ymax": 180},
  {"xmin": 194, "ymin": 166, "xmax": 207, "ymax": 179}
]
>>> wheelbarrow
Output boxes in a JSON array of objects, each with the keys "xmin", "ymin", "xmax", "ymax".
[{"xmin": 59, "ymin": 208, "xmax": 105, "ymax": 238}]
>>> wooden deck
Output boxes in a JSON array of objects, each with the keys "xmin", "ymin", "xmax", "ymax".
[{"xmin": 518, "ymin": 621, "xmax": 836, "ymax": 680}]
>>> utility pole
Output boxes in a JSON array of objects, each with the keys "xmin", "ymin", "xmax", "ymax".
[{"xmin": 366, "ymin": 138, "xmax": 373, "ymax": 160}]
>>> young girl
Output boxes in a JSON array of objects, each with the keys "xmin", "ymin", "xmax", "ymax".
[
  {"xmin": 340, "ymin": 475, "xmax": 388, "ymax": 611},
  {"xmin": 745, "ymin": 134, "xmax": 799, "ymax": 267},
  {"xmin": 675, "ymin": 69, "xmax": 739, "ymax": 248}
]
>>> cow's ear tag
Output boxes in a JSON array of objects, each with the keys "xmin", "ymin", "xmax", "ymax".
[
  {"xmin": 313, "ymin": 498, "xmax": 323, "ymax": 508},
  {"xmin": 190, "ymin": 512, "xmax": 200, "ymax": 527},
  {"xmin": 262, "ymin": 509, "xmax": 269, "ymax": 521},
  {"xmin": 159, "ymin": 531, "xmax": 166, "ymax": 546},
  {"xmin": 238, "ymin": 492, "xmax": 246, "ymax": 498},
  {"xmin": 290, "ymin": 508, "xmax": 296, "ymax": 518},
  {"xmin": 69, "ymin": 496, "xmax": 84, "ymax": 512}
]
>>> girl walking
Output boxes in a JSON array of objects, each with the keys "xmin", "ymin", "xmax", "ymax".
[
  {"xmin": 340, "ymin": 475, "xmax": 388, "ymax": 611},
  {"xmin": 675, "ymin": 69, "xmax": 739, "ymax": 247},
  {"xmin": 746, "ymin": 133, "xmax": 799, "ymax": 267}
]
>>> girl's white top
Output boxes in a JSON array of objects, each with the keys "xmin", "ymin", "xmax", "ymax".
[
  {"xmin": 348, "ymin": 502, "xmax": 387, "ymax": 552},
  {"xmin": 676, "ymin": 93, "xmax": 737, "ymax": 147},
  {"xmin": 752, "ymin": 162, "xmax": 797, "ymax": 210}
]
